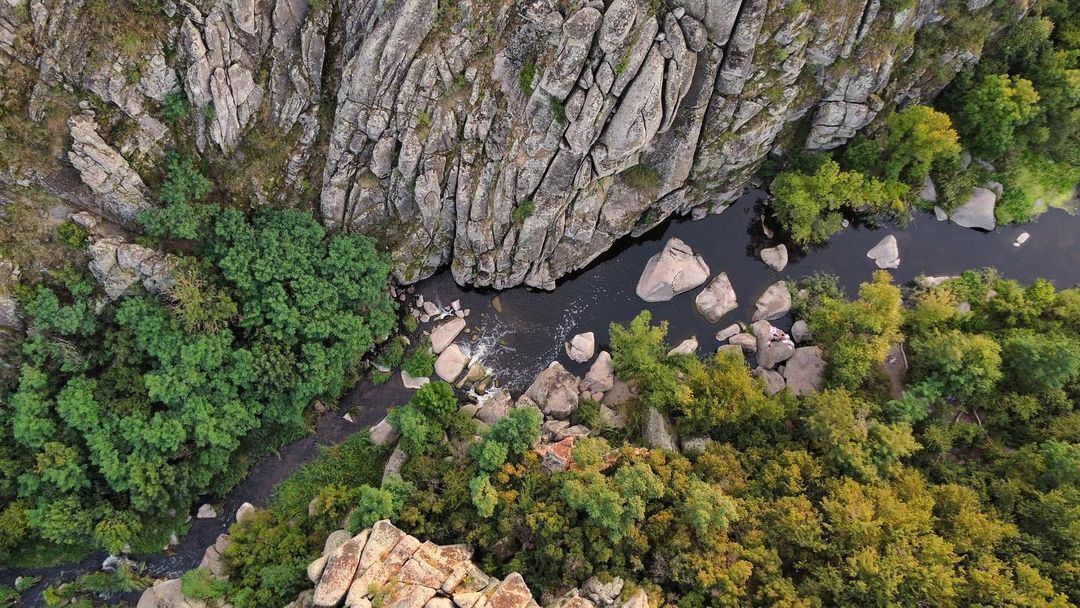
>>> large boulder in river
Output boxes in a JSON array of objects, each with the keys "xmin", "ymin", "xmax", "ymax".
[
  {"xmin": 430, "ymin": 317, "xmax": 466, "ymax": 354},
  {"xmin": 635, "ymin": 238, "xmax": 710, "ymax": 302},
  {"xmin": 760, "ymin": 244, "xmax": 788, "ymax": 272},
  {"xmin": 866, "ymin": 235, "xmax": 899, "ymax": 269},
  {"xmin": 435, "ymin": 345, "xmax": 470, "ymax": 382},
  {"xmin": 521, "ymin": 362, "xmax": 580, "ymax": 420},
  {"xmin": 950, "ymin": 188, "xmax": 997, "ymax": 230},
  {"xmin": 694, "ymin": 272, "xmax": 737, "ymax": 323},
  {"xmin": 783, "ymin": 346, "xmax": 826, "ymax": 396},
  {"xmin": 667, "ymin": 338, "xmax": 698, "ymax": 356},
  {"xmin": 643, "ymin": 407, "xmax": 677, "ymax": 451},
  {"xmin": 565, "ymin": 332, "xmax": 596, "ymax": 362},
  {"xmin": 752, "ymin": 281, "xmax": 792, "ymax": 321}
]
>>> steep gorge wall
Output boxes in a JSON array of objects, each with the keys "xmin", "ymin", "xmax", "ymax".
[{"xmin": 0, "ymin": 0, "xmax": 1014, "ymax": 288}]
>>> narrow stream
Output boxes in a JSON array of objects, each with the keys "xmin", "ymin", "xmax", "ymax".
[{"xmin": 5, "ymin": 190, "xmax": 1079, "ymax": 605}]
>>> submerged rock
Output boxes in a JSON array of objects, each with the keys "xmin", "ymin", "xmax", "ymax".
[{"xmin": 636, "ymin": 238, "xmax": 711, "ymax": 302}]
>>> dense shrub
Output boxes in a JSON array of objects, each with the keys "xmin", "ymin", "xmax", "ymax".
[
  {"xmin": 770, "ymin": 159, "xmax": 907, "ymax": 246},
  {"xmin": 0, "ymin": 204, "xmax": 395, "ymax": 559}
]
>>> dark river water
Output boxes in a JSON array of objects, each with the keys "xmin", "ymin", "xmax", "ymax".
[
  {"xmin": 422, "ymin": 191, "xmax": 1080, "ymax": 387},
  {"xmin": 6, "ymin": 191, "xmax": 1080, "ymax": 605}
]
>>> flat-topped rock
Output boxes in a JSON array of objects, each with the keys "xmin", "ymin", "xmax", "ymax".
[
  {"xmin": 760, "ymin": 244, "xmax": 788, "ymax": 272},
  {"xmin": 866, "ymin": 234, "xmax": 899, "ymax": 269},
  {"xmin": 636, "ymin": 237, "xmax": 710, "ymax": 302},
  {"xmin": 313, "ymin": 530, "xmax": 369, "ymax": 606},
  {"xmin": 783, "ymin": 346, "xmax": 826, "ymax": 396},
  {"xmin": 951, "ymin": 188, "xmax": 996, "ymax": 230},
  {"xmin": 435, "ymin": 345, "xmax": 470, "ymax": 382},
  {"xmin": 752, "ymin": 281, "xmax": 792, "ymax": 321}
]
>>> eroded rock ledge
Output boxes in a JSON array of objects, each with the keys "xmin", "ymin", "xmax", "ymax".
[{"xmin": 2, "ymin": 0, "xmax": 1010, "ymax": 289}]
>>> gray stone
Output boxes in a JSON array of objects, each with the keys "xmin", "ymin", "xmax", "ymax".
[
  {"xmin": 313, "ymin": 531, "xmax": 369, "ymax": 606},
  {"xmin": 680, "ymin": 435, "xmax": 713, "ymax": 456},
  {"xmin": 235, "ymin": 502, "xmax": 256, "ymax": 523},
  {"xmin": 715, "ymin": 323, "xmax": 742, "ymax": 342},
  {"xmin": 752, "ymin": 281, "xmax": 792, "ymax": 321},
  {"xmin": 791, "ymin": 320, "xmax": 811, "ymax": 343},
  {"xmin": 196, "ymin": 504, "xmax": 216, "ymax": 519},
  {"xmin": 760, "ymin": 244, "xmax": 788, "ymax": 272},
  {"xmin": 694, "ymin": 272, "xmax": 737, "ymax": 323},
  {"xmin": 934, "ymin": 206, "xmax": 948, "ymax": 221},
  {"xmin": 643, "ymin": 407, "xmax": 677, "ymax": 451},
  {"xmin": 401, "ymin": 370, "xmax": 430, "ymax": 389},
  {"xmin": 667, "ymin": 337, "xmax": 698, "ymax": 356},
  {"xmin": 435, "ymin": 345, "xmax": 470, "ymax": 382},
  {"xmin": 67, "ymin": 114, "xmax": 153, "ymax": 224},
  {"xmin": 729, "ymin": 332, "xmax": 757, "ymax": 353},
  {"xmin": 951, "ymin": 188, "xmax": 997, "ymax": 230},
  {"xmin": 369, "ymin": 418, "xmax": 400, "ymax": 446},
  {"xmin": 522, "ymin": 362, "xmax": 580, "ymax": 420},
  {"xmin": 565, "ymin": 332, "xmax": 596, "ymax": 363},
  {"xmin": 752, "ymin": 320, "xmax": 795, "ymax": 370},
  {"xmin": 866, "ymin": 234, "xmax": 900, "ymax": 269},
  {"xmin": 753, "ymin": 367, "xmax": 786, "ymax": 396},
  {"xmin": 88, "ymin": 237, "xmax": 174, "ymax": 301},
  {"xmin": 582, "ymin": 351, "xmax": 615, "ymax": 393},
  {"xmin": 382, "ymin": 444, "xmax": 408, "ymax": 483},
  {"xmin": 430, "ymin": 317, "xmax": 466, "ymax": 354},
  {"xmin": 782, "ymin": 346, "xmax": 826, "ymax": 396},
  {"xmin": 475, "ymin": 389, "xmax": 512, "ymax": 425},
  {"xmin": 583, "ymin": 576, "xmax": 624, "ymax": 607},
  {"xmin": 1015, "ymin": 232, "xmax": 1030, "ymax": 246},
  {"xmin": 636, "ymin": 238, "xmax": 711, "ymax": 302},
  {"xmin": 920, "ymin": 177, "xmax": 937, "ymax": 203}
]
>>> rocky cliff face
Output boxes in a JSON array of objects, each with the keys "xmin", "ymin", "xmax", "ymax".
[{"xmin": 0, "ymin": 0, "xmax": 1010, "ymax": 288}]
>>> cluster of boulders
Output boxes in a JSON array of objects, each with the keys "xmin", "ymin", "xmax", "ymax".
[
  {"xmin": 627, "ymin": 238, "xmax": 832, "ymax": 453},
  {"xmin": 386, "ymin": 291, "xmax": 493, "ymax": 394},
  {"xmin": 136, "ymin": 503, "xmax": 258, "ymax": 608},
  {"xmin": 368, "ymin": 338, "xmax": 632, "ymax": 477},
  {"xmin": 294, "ymin": 520, "xmax": 648, "ymax": 608},
  {"xmin": 922, "ymin": 157, "xmax": 1002, "ymax": 232}
]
